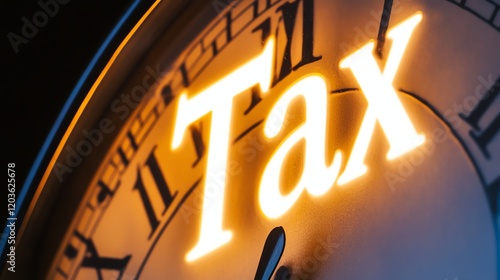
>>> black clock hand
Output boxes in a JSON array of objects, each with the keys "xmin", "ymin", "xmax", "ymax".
[
  {"xmin": 254, "ymin": 226, "xmax": 286, "ymax": 280},
  {"xmin": 375, "ymin": 0, "xmax": 394, "ymax": 58}
]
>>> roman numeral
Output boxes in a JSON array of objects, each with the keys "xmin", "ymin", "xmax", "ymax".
[
  {"xmin": 253, "ymin": 18, "xmax": 271, "ymax": 45},
  {"xmin": 243, "ymin": 86, "xmax": 264, "ymax": 115},
  {"xmin": 116, "ymin": 132, "xmax": 139, "ymax": 168},
  {"xmin": 96, "ymin": 180, "xmax": 115, "ymax": 205},
  {"xmin": 179, "ymin": 63, "xmax": 190, "ymax": 87},
  {"xmin": 460, "ymin": 76, "xmax": 500, "ymax": 159},
  {"xmin": 487, "ymin": 177, "xmax": 500, "ymax": 214},
  {"xmin": 190, "ymin": 123, "xmax": 205, "ymax": 167},
  {"xmin": 250, "ymin": 0, "xmax": 320, "ymax": 113},
  {"xmin": 71, "ymin": 231, "xmax": 131, "ymax": 280},
  {"xmin": 133, "ymin": 147, "xmax": 178, "ymax": 239},
  {"xmin": 161, "ymin": 84, "xmax": 174, "ymax": 106},
  {"xmin": 273, "ymin": 0, "xmax": 321, "ymax": 85}
]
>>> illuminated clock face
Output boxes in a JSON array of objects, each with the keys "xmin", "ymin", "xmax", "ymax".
[{"xmin": 9, "ymin": 0, "xmax": 500, "ymax": 279}]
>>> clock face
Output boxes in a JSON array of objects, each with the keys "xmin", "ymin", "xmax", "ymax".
[{"xmin": 5, "ymin": 0, "xmax": 500, "ymax": 279}]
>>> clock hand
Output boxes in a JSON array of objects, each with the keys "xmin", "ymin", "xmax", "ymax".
[
  {"xmin": 254, "ymin": 226, "xmax": 286, "ymax": 280},
  {"xmin": 375, "ymin": 0, "xmax": 394, "ymax": 58}
]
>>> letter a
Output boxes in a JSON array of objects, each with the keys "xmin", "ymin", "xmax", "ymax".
[{"xmin": 259, "ymin": 75, "xmax": 342, "ymax": 219}]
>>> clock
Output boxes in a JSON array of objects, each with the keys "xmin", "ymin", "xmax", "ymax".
[{"xmin": 2, "ymin": 0, "xmax": 500, "ymax": 279}]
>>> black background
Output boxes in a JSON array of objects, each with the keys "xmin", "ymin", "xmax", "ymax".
[{"xmin": 1, "ymin": 0, "xmax": 154, "ymax": 245}]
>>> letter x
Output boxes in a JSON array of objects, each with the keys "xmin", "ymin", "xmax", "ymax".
[{"xmin": 338, "ymin": 12, "xmax": 425, "ymax": 185}]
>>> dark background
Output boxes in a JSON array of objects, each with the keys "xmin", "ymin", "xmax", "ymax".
[{"xmin": 1, "ymin": 0, "xmax": 154, "ymax": 244}]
